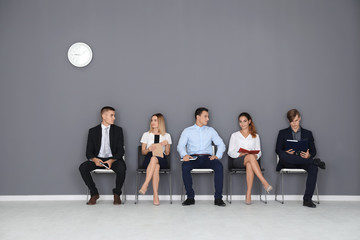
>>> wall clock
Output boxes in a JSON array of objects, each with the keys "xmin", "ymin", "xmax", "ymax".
[{"xmin": 67, "ymin": 42, "xmax": 93, "ymax": 67}]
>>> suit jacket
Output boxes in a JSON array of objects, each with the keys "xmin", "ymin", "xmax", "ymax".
[
  {"xmin": 86, "ymin": 124, "xmax": 125, "ymax": 161},
  {"xmin": 275, "ymin": 127, "xmax": 316, "ymax": 171}
]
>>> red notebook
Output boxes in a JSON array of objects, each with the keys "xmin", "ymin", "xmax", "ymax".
[{"xmin": 238, "ymin": 148, "xmax": 260, "ymax": 154}]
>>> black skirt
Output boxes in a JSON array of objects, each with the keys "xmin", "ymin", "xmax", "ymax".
[{"xmin": 143, "ymin": 152, "xmax": 169, "ymax": 169}]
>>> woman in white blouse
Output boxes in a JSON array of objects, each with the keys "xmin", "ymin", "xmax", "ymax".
[
  {"xmin": 227, "ymin": 112, "xmax": 272, "ymax": 204},
  {"xmin": 138, "ymin": 113, "xmax": 171, "ymax": 205}
]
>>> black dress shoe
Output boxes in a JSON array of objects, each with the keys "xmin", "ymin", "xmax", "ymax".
[
  {"xmin": 214, "ymin": 198, "xmax": 226, "ymax": 207},
  {"xmin": 313, "ymin": 158, "xmax": 326, "ymax": 170},
  {"xmin": 303, "ymin": 200, "xmax": 316, "ymax": 208},
  {"xmin": 182, "ymin": 198, "xmax": 195, "ymax": 206}
]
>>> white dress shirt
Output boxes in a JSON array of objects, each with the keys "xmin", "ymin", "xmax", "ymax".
[
  {"xmin": 140, "ymin": 132, "xmax": 172, "ymax": 153},
  {"xmin": 227, "ymin": 131, "xmax": 262, "ymax": 160},
  {"xmin": 98, "ymin": 124, "xmax": 113, "ymax": 158}
]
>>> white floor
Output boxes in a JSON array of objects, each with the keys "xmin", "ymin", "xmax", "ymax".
[{"xmin": 0, "ymin": 200, "xmax": 359, "ymax": 240}]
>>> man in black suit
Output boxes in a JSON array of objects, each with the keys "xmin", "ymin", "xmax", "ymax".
[
  {"xmin": 79, "ymin": 106, "xmax": 126, "ymax": 205},
  {"xmin": 276, "ymin": 109, "xmax": 325, "ymax": 208}
]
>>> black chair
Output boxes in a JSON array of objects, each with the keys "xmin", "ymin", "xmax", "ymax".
[
  {"xmin": 226, "ymin": 156, "xmax": 267, "ymax": 204},
  {"xmin": 135, "ymin": 146, "xmax": 172, "ymax": 204}
]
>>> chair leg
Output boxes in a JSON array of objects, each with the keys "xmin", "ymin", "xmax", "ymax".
[
  {"xmin": 226, "ymin": 172, "xmax": 230, "ymax": 203},
  {"xmin": 281, "ymin": 173, "xmax": 284, "ymax": 204},
  {"xmin": 86, "ymin": 188, "xmax": 89, "ymax": 203},
  {"xmin": 181, "ymin": 183, "xmax": 185, "ymax": 202},
  {"xmin": 169, "ymin": 172, "xmax": 172, "ymax": 204},
  {"xmin": 275, "ymin": 172, "xmax": 284, "ymax": 204},
  {"xmin": 135, "ymin": 172, "xmax": 139, "ymax": 204},
  {"xmin": 230, "ymin": 173, "xmax": 232, "ymax": 204},
  {"xmin": 122, "ymin": 184, "xmax": 126, "ymax": 205},
  {"xmin": 315, "ymin": 183, "xmax": 320, "ymax": 204}
]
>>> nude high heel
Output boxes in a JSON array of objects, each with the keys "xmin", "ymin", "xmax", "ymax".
[{"xmin": 264, "ymin": 185, "xmax": 273, "ymax": 194}]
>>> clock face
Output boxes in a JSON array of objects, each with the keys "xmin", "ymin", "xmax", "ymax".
[{"xmin": 67, "ymin": 42, "xmax": 93, "ymax": 67}]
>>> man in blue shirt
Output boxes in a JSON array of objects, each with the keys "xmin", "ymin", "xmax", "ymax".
[{"xmin": 177, "ymin": 107, "xmax": 226, "ymax": 206}]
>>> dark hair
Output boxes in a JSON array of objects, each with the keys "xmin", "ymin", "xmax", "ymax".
[
  {"xmin": 101, "ymin": 106, "xmax": 115, "ymax": 115},
  {"xmin": 238, "ymin": 112, "xmax": 257, "ymax": 138},
  {"xmin": 287, "ymin": 109, "xmax": 300, "ymax": 122},
  {"xmin": 195, "ymin": 107, "xmax": 208, "ymax": 120}
]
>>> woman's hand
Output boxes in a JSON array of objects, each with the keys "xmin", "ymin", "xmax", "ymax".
[
  {"xmin": 160, "ymin": 140, "xmax": 168, "ymax": 146},
  {"xmin": 148, "ymin": 145, "xmax": 155, "ymax": 152}
]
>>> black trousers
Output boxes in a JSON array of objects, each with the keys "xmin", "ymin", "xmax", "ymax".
[
  {"xmin": 79, "ymin": 158, "xmax": 126, "ymax": 196},
  {"xmin": 279, "ymin": 152, "xmax": 318, "ymax": 201}
]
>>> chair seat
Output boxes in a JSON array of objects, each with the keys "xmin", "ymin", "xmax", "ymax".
[
  {"xmin": 229, "ymin": 167, "xmax": 265, "ymax": 173},
  {"xmin": 137, "ymin": 168, "xmax": 170, "ymax": 173},
  {"xmin": 191, "ymin": 169, "xmax": 214, "ymax": 173},
  {"xmin": 280, "ymin": 168, "xmax": 307, "ymax": 174},
  {"xmin": 91, "ymin": 169, "xmax": 115, "ymax": 174}
]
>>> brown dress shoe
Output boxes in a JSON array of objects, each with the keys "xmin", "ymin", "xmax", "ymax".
[
  {"xmin": 87, "ymin": 194, "xmax": 99, "ymax": 205},
  {"xmin": 113, "ymin": 194, "xmax": 121, "ymax": 205}
]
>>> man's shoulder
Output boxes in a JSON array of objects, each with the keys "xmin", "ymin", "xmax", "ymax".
[
  {"xmin": 183, "ymin": 125, "xmax": 196, "ymax": 132},
  {"xmin": 111, "ymin": 124, "xmax": 122, "ymax": 130},
  {"xmin": 89, "ymin": 124, "xmax": 101, "ymax": 132},
  {"xmin": 279, "ymin": 127, "xmax": 290, "ymax": 134},
  {"xmin": 111, "ymin": 124, "xmax": 123, "ymax": 133},
  {"xmin": 301, "ymin": 127, "xmax": 312, "ymax": 135}
]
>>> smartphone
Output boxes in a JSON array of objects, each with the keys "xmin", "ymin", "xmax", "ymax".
[
  {"xmin": 100, "ymin": 162, "xmax": 110, "ymax": 169},
  {"xmin": 154, "ymin": 135, "xmax": 160, "ymax": 144}
]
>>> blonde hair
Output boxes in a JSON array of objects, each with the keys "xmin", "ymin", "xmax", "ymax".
[{"xmin": 149, "ymin": 113, "xmax": 166, "ymax": 136}]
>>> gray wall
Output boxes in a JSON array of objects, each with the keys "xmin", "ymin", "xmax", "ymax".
[{"xmin": 0, "ymin": 0, "xmax": 359, "ymax": 196}]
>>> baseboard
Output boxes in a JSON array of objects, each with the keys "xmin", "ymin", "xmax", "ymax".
[{"xmin": 0, "ymin": 195, "xmax": 359, "ymax": 201}]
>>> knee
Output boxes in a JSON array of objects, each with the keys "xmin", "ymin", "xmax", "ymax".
[
  {"xmin": 213, "ymin": 160, "xmax": 223, "ymax": 172},
  {"xmin": 245, "ymin": 162, "xmax": 252, "ymax": 169},
  {"xmin": 308, "ymin": 165, "xmax": 318, "ymax": 175},
  {"xmin": 79, "ymin": 162, "xmax": 88, "ymax": 173},
  {"xmin": 182, "ymin": 162, "xmax": 192, "ymax": 173},
  {"xmin": 113, "ymin": 160, "xmax": 126, "ymax": 173},
  {"xmin": 247, "ymin": 154, "xmax": 256, "ymax": 162},
  {"xmin": 150, "ymin": 157, "xmax": 159, "ymax": 164}
]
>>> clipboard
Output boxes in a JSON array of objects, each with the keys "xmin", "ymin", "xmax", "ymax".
[
  {"xmin": 238, "ymin": 148, "xmax": 260, "ymax": 154},
  {"xmin": 286, "ymin": 139, "xmax": 308, "ymax": 152},
  {"xmin": 152, "ymin": 143, "xmax": 164, "ymax": 158}
]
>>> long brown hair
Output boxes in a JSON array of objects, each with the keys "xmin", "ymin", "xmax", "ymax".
[
  {"xmin": 238, "ymin": 112, "xmax": 257, "ymax": 138},
  {"xmin": 149, "ymin": 113, "xmax": 166, "ymax": 136}
]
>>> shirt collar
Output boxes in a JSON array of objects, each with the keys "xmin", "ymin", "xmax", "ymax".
[
  {"xmin": 291, "ymin": 127, "xmax": 301, "ymax": 134},
  {"xmin": 193, "ymin": 123, "xmax": 206, "ymax": 129},
  {"xmin": 101, "ymin": 123, "xmax": 111, "ymax": 130}
]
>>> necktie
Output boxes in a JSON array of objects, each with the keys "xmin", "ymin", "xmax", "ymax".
[{"xmin": 105, "ymin": 127, "xmax": 110, "ymax": 158}]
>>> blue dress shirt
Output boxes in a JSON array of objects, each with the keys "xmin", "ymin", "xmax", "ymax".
[{"xmin": 177, "ymin": 124, "xmax": 226, "ymax": 159}]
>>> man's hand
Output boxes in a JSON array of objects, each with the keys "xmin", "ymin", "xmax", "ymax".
[
  {"xmin": 209, "ymin": 155, "xmax": 218, "ymax": 160},
  {"xmin": 92, "ymin": 158, "xmax": 104, "ymax": 167},
  {"xmin": 286, "ymin": 149, "xmax": 295, "ymax": 155},
  {"xmin": 183, "ymin": 155, "xmax": 192, "ymax": 162},
  {"xmin": 103, "ymin": 159, "xmax": 115, "ymax": 169},
  {"xmin": 300, "ymin": 149, "xmax": 311, "ymax": 159},
  {"xmin": 160, "ymin": 140, "xmax": 168, "ymax": 146}
]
